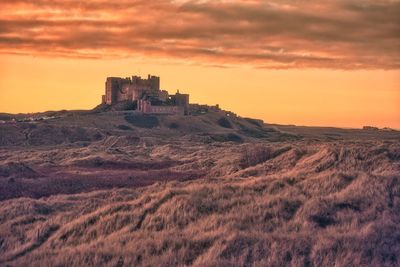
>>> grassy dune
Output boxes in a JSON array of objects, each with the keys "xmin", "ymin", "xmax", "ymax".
[{"xmin": 0, "ymin": 111, "xmax": 399, "ymax": 266}]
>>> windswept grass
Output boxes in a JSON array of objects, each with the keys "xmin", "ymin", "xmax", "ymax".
[
  {"xmin": 0, "ymin": 112, "xmax": 399, "ymax": 266},
  {"xmin": 0, "ymin": 138, "xmax": 398, "ymax": 266}
]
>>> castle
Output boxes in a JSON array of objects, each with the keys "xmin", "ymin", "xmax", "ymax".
[{"xmin": 101, "ymin": 74, "xmax": 189, "ymax": 115}]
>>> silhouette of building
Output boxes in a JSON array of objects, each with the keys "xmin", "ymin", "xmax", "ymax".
[{"xmin": 101, "ymin": 74, "xmax": 189, "ymax": 115}]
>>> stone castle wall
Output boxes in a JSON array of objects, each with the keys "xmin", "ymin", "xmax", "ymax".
[
  {"xmin": 102, "ymin": 74, "xmax": 189, "ymax": 115},
  {"xmin": 104, "ymin": 75, "xmax": 160, "ymax": 105},
  {"xmin": 138, "ymin": 100, "xmax": 184, "ymax": 115}
]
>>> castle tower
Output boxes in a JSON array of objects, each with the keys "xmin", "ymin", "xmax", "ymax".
[{"xmin": 105, "ymin": 77, "xmax": 119, "ymax": 104}]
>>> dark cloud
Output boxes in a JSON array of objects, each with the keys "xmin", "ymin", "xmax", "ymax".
[{"xmin": 0, "ymin": 0, "xmax": 399, "ymax": 69}]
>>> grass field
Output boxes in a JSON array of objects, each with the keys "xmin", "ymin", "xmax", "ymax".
[{"xmin": 0, "ymin": 110, "xmax": 399, "ymax": 266}]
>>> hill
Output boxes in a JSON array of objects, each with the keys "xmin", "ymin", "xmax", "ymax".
[{"xmin": 0, "ymin": 109, "xmax": 399, "ymax": 266}]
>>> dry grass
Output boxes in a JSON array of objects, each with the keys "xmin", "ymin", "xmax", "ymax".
[
  {"xmin": 0, "ymin": 139, "xmax": 398, "ymax": 266},
  {"xmin": 0, "ymin": 112, "xmax": 399, "ymax": 266}
]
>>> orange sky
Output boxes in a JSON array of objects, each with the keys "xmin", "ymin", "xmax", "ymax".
[{"xmin": 0, "ymin": 0, "xmax": 399, "ymax": 128}]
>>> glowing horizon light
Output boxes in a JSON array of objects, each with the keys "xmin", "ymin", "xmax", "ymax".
[{"xmin": 0, "ymin": 0, "xmax": 399, "ymax": 128}]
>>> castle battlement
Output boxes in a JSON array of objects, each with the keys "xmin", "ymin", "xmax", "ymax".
[{"xmin": 101, "ymin": 74, "xmax": 189, "ymax": 115}]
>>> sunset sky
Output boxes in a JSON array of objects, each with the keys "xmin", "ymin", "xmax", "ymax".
[{"xmin": 0, "ymin": 0, "xmax": 399, "ymax": 128}]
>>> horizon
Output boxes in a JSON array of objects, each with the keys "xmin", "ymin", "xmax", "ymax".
[{"xmin": 0, "ymin": 0, "xmax": 399, "ymax": 128}]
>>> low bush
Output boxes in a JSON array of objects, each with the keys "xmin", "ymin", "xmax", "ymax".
[
  {"xmin": 168, "ymin": 123, "xmax": 179, "ymax": 129},
  {"xmin": 124, "ymin": 115, "xmax": 159, "ymax": 128},
  {"xmin": 217, "ymin": 117, "xmax": 232, "ymax": 129},
  {"xmin": 116, "ymin": 125, "xmax": 132, "ymax": 131},
  {"xmin": 211, "ymin": 133, "xmax": 243, "ymax": 143}
]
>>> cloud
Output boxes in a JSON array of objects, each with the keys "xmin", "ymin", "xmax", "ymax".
[{"xmin": 0, "ymin": 0, "xmax": 399, "ymax": 69}]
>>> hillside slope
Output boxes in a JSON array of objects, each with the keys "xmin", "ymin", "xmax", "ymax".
[
  {"xmin": 0, "ymin": 111, "xmax": 297, "ymax": 200},
  {"xmin": 0, "ymin": 110, "xmax": 399, "ymax": 266},
  {"xmin": 0, "ymin": 110, "xmax": 294, "ymax": 147}
]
